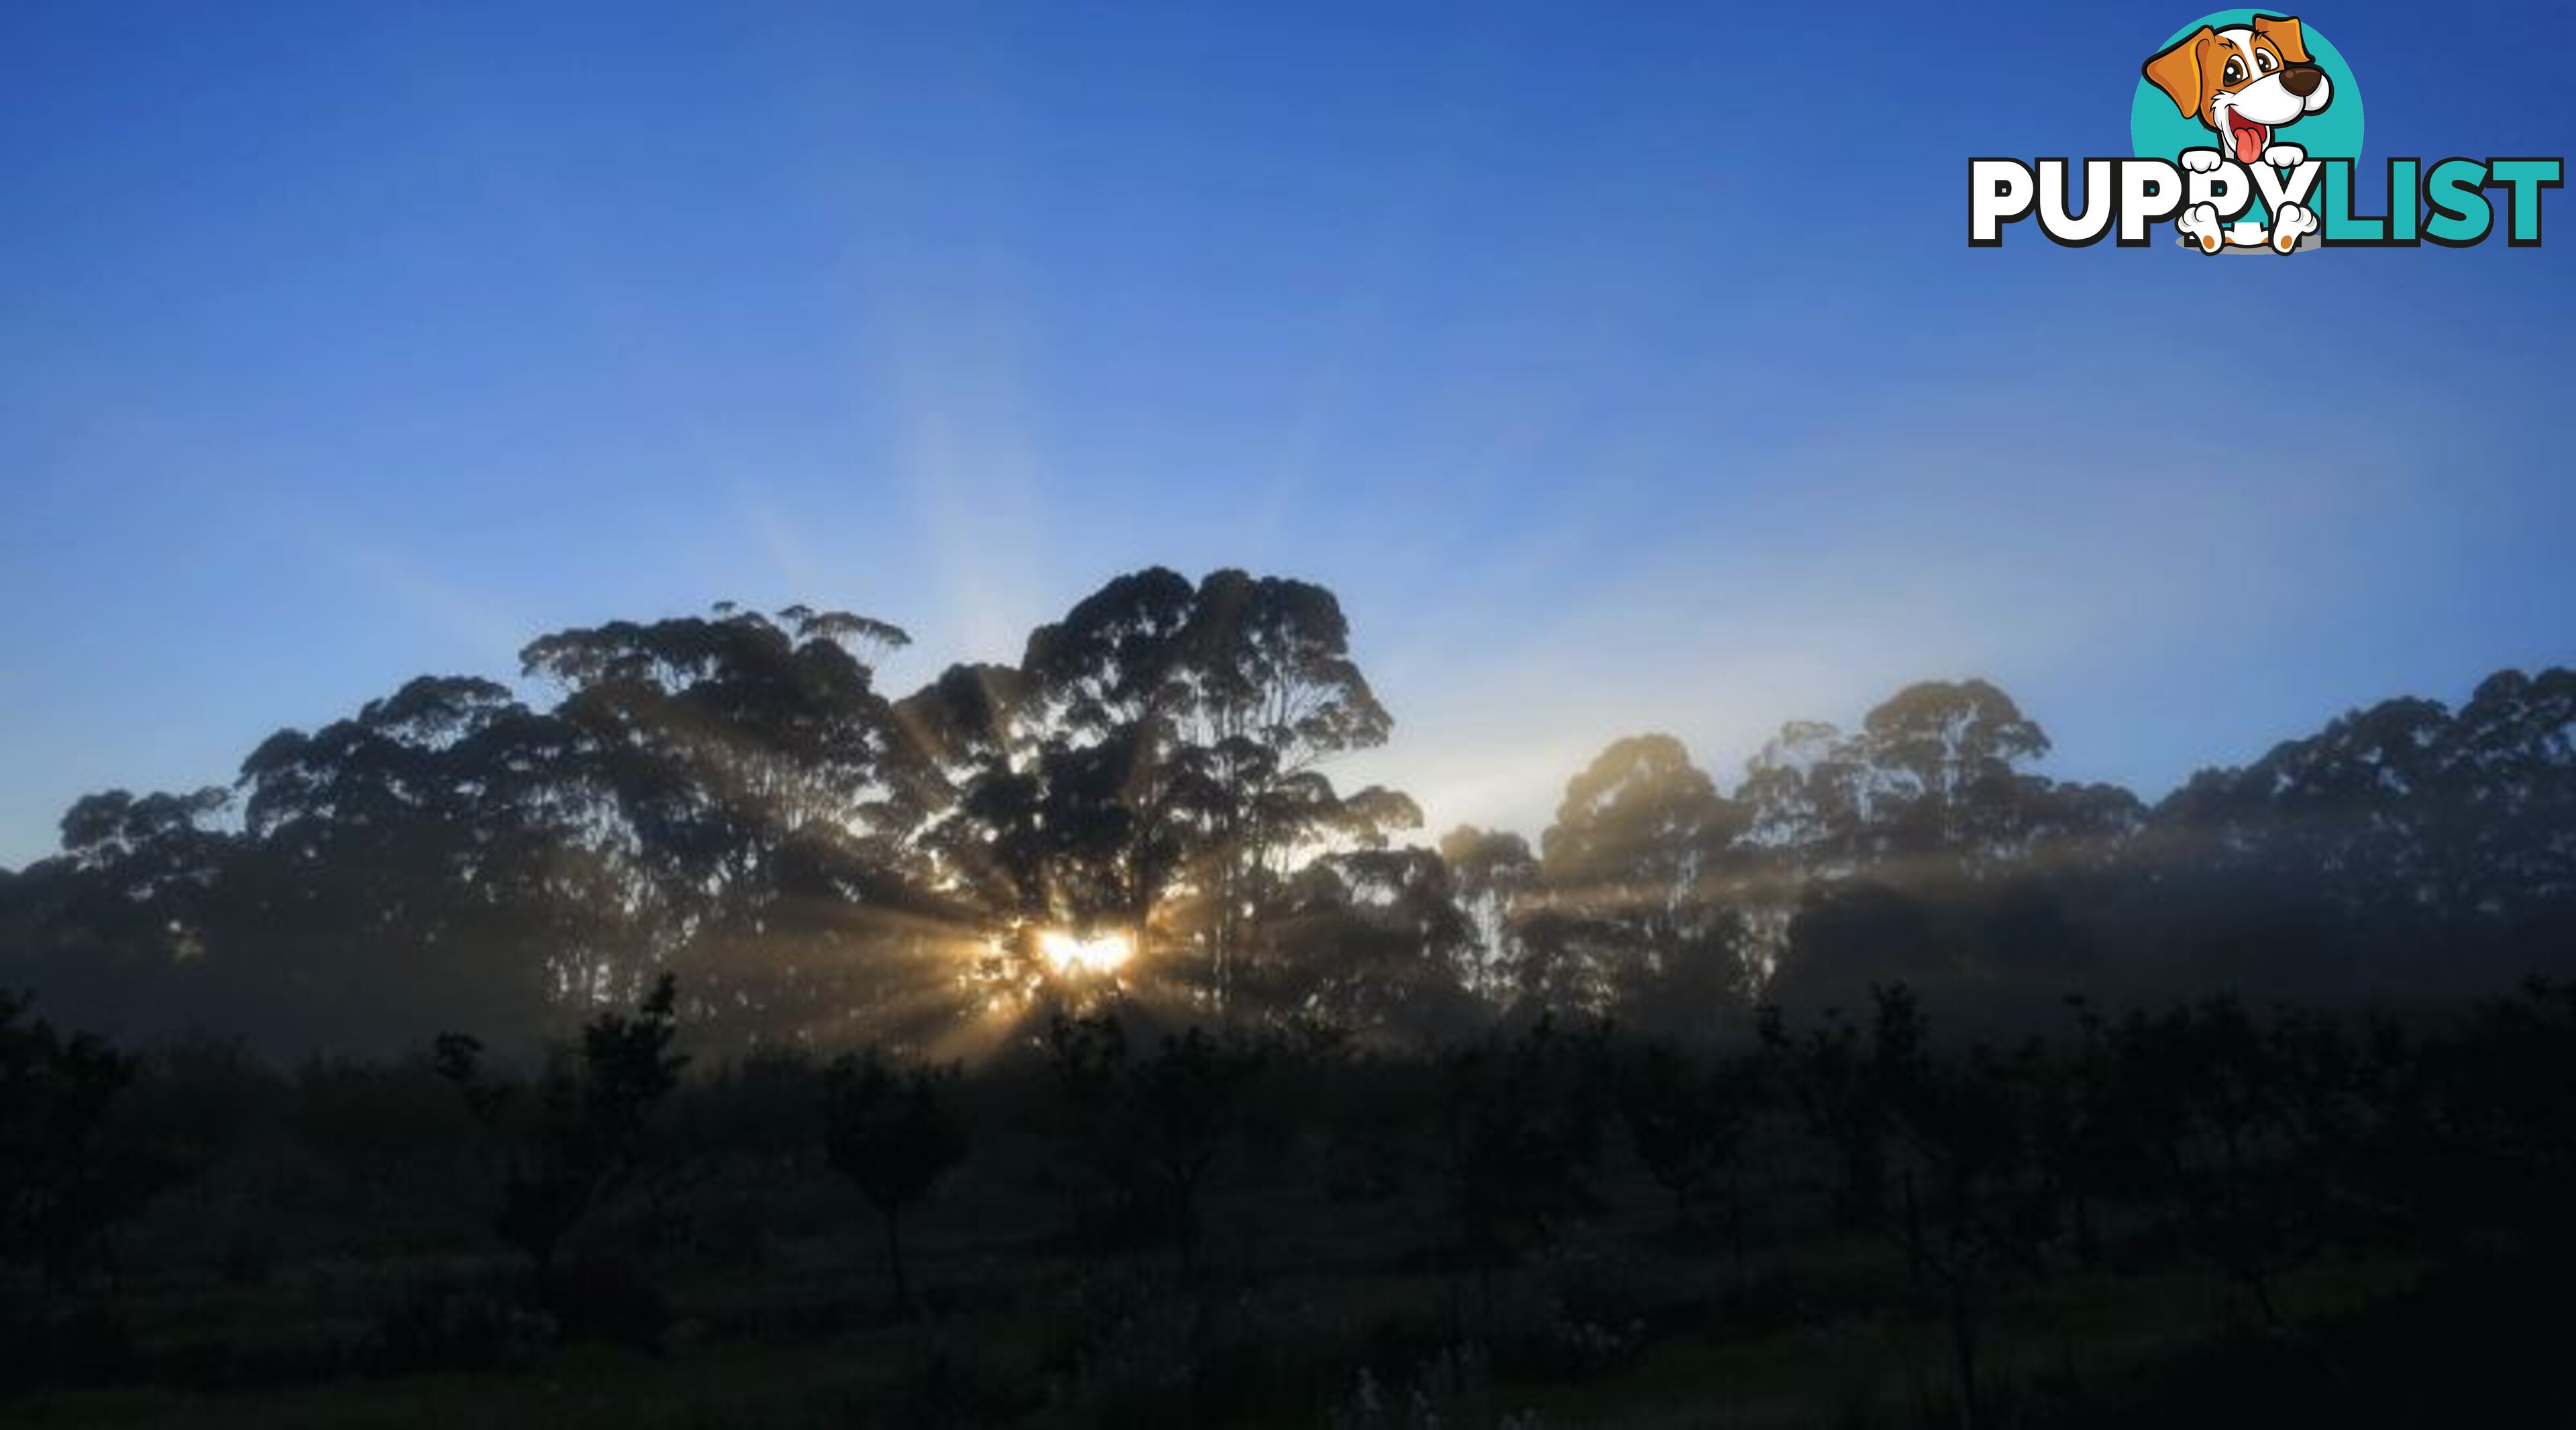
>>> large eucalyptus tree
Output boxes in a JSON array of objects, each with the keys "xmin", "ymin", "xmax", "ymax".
[{"xmin": 901, "ymin": 568, "xmax": 1406, "ymax": 1018}]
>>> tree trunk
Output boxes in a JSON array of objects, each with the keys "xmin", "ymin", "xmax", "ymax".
[
  {"xmin": 1948, "ymin": 1276, "xmax": 1981, "ymax": 1430},
  {"xmin": 1726, "ymin": 1176, "xmax": 1748, "ymax": 1276},
  {"xmin": 882, "ymin": 1204, "xmax": 910, "ymax": 1317},
  {"xmin": 2248, "ymin": 1264, "xmax": 2279, "ymax": 1327},
  {"xmin": 1172, "ymin": 1171, "xmax": 1200, "ymax": 1278}
]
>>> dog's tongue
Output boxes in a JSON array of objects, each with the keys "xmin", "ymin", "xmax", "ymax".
[{"xmin": 2231, "ymin": 117, "xmax": 2268, "ymax": 164}]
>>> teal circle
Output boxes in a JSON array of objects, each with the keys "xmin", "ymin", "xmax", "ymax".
[{"xmin": 2129, "ymin": 11, "xmax": 2364, "ymax": 224}]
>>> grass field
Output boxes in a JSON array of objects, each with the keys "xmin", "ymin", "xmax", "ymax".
[{"xmin": 0, "ymin": 1064, "xmax": 2473, "ymax": 1430}]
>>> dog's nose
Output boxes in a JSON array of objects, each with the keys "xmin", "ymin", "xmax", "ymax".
[{"xmin": 2281, "ymin": 64, "xmax": 2323, "ymax": 97}]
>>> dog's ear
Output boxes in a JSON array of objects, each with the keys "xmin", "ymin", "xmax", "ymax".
[
  {"xmin": 2143, "ymin": 27, "xmax": 2214, "ymax": 121},
  {"xmin": 2252, "ymin": 15, "xmax": 2312, "ymax": 66}
]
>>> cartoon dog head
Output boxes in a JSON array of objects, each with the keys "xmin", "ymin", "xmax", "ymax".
[{"xmin": 2143, "ymin": 15, "xmax": 2332, "ymax": 165}]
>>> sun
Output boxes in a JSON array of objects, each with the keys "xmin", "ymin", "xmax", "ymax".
[{"xmin": 1036, "ymin": 928, "xmax": 1133, "ymax": 976}]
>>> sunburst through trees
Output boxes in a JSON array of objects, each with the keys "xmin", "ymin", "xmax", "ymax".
[{"xmin": 3, "ymin": 570, "xmax": 2573, "ymax": 1060}]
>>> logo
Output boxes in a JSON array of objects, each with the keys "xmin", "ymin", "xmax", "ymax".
[{"xmin": 1970, "ymin": 11, "xmax": 2561, "ymax": 252}]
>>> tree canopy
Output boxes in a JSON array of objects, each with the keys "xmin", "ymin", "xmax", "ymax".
[{"xmin": 3, "ymin": 569, "xmax": 2571, "ymax": 1057}]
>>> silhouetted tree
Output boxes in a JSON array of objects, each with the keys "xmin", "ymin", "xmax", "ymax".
[
  {"xmin": 1858, "ymin": 679, "xmax": 2051, "ymax": 868},
  {"xmin": 824, "ymin": 1050, "xmax": 969, "ymax": 1315},
  {"xmin": 2108, "ymin": 997, "xmax": 2322, "ymax": 1323},
  {"xmin": 2428, "ymin": 978, "xmax": 2576, "ymax": 1256},
  {"xmin": 910, "ymin": 569, "xmax": 1404, "ymax": 1019},
  {"xmin": 1042, "ymin": 1011, "xmax": 1260, "ymax": 1270},
  {"xmin": 1882, "ymin": 1027, "xmax": 2063, "ymax": 1429},
  {"xmin": 437, "ymin": 974, "xmax": 690, "ymax": 1283},
  {"xmin": 1759, "ymin": 985, "xmax": 1931, "ymax": 1231},
  {"xmin": 0, "ymin": 787, "xmax": 238, "ymax": 1043},
  {"xmin": 1615, "ymin": 1041, "xmax": 1757, "ymax": 1247},
  {"xmin": 1523, "ymin": 735, "xmax": 1746, "ymax": 1025},
  {"xmin": 1442, "ymin": 1015, "xmax": 1614, "ymax": 1273},
  {"xmin": 1264, "ymin": 848, "xmax": 1481, "ymax": 1044},
  {"xmin": 1440, "ymin": 825, "xmax": 1540, "ymax": 1005},
  {"xmin": 0, "ymin": 992, "xmax": 156, "ymax": 1286},
  {"xmin": 1172, "ymin": 569, "xmax": 1397, "ymax": 1011},
  {"xmin": 231, "ymin": 677, "xmax": 577, "ymax": 1050},
  {"xmin": 1129, "ymin": 1027, "xmax": 1262, "ymax": 1274},
  {"xmin": 519, "ymin": 607, "xmax": 943, "ymax": 1042},
  {"xmin": 11, "ymin": 579, "xmax": 2576, "ymax": 1068}
]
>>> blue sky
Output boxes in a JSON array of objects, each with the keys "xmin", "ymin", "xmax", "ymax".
[{"xmin": 2, "ymin": 1, "xmax": 2570, "ymax": 868}]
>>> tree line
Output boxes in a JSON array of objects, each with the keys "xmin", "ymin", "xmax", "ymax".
[
  {"xmin": 1, "ymin": 566, "xmax": 2571, "ymax": 1056},
  {"xmin": 9, "ymin": 971, "xmax": 2575, "ymax": 1425}
]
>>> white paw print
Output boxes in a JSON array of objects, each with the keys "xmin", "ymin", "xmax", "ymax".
[
  {"xmin": 2180, "ymin": 148, "xmax": 2225, "ymax": 173},
  {"xmin": 2262, "ymin": 142, "xmax": 2306, "ymax": 169}
]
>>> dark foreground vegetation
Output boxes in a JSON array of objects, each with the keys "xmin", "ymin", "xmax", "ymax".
[
  {"xmin": 3, "ymin": 566, "xmax": 2573, "ymax": 1424},
  {"xmin": 5, "ymin": 978, "xmax": 2576, "ymax": 1427}
]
